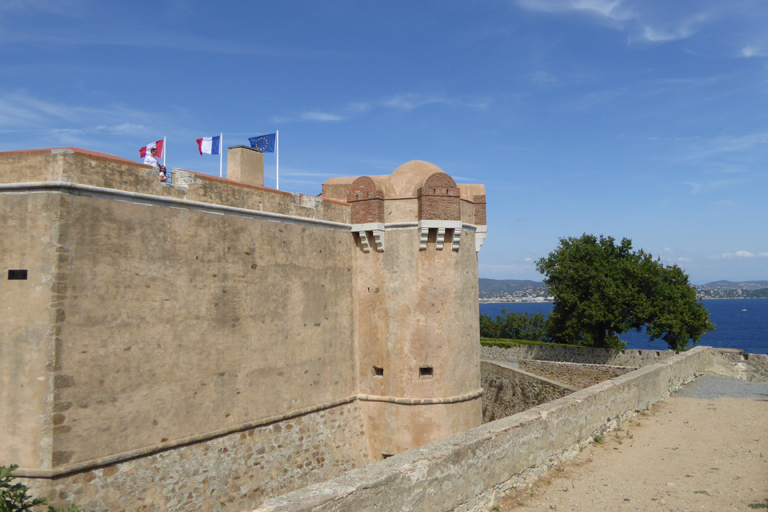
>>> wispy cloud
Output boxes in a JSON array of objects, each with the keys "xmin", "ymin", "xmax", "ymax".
[
  {"xmin": 299, "ymin": 112, "xmax": 345, "ymax": 122},
  {"xmin": 0, "ymin": 17, "xmax": 337, "ymax": 60},
  {"xmin": 274, "ymin": 93, "xmax": 491, "ymax": 123},
  {"xmin": 741, "ymin": 45, "xmax": 765, "ymax": 58},
  {"xmin": 381, "ymin": 93, "xmax": 490, "ymax": 111},
  {"xmin": 0, "ymin": 91, "xmax": 154, "ymax": 145},
  {"xmin": 678, "ymin": 132, "xmax": 768, "ymax": 161},
  {"xmin": 515, "ymin": 0, "xmax": 632, "ymax": 21},
  {"xmin": 515, "ymin": 0, "xmax": 717, "ymax": 44},
  {"xmin": 720, "ymin": 251, "xmax": 756, "ymax": 259}
]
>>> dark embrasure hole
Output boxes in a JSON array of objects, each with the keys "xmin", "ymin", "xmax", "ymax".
[{"xmin": 8, "ymin": 270, "xmax": 28, "ymax": 280}]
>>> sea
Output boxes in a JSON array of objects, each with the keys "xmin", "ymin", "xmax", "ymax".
[{"xmin": 479, "ymin": 299, "xmax": 768, "ymax": 355}]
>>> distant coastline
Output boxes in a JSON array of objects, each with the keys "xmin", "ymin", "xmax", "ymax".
[
  {"xmin": 479, "ymin": 297, "xmax": 768, "ymax": 303},
  {"xmin": 478, "ymin": 278, "xmax": 768, "ymax": 302}
]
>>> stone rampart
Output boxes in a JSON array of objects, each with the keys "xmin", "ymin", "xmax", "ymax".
[
  {"xmin": 516, "ymin": 360, "xmax": 638, "ymax": 389},
  {"xmin": 249, "ymin": 346, "xmax": 717, "ymax": 512},
  {"xmin": 481, "ymin": 361, "xmax": 576, "ymax": 423},
  {"xmin": 481, "ymin": 343, "xmax": 676, "ymax": 366}
]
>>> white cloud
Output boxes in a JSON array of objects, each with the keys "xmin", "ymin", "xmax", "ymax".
[
  {"xmin": 515, "ymin": 0, "xmax": 631, "ymax": 21},
  {"xmin": 640, "ymin": 24, "xmax": 693, "ymax": 43},
  {"xmin": 0, "ymin": 91, "xmax": 153, "ymax": 142},
  {"xmin": 663, "ymin": 247, "xmax": 672, "ymax": 252},
  {"xmin": 524, "ymin": 257, "xmax": 534, "ymax": 262},
  {"xmin": 299, "ymin": 112, "xmax": 344, "ymax": 122},
  {"xmin": 381, "ymin": 94, "xmax": 456, "ymax": 111},
  {"xmin": 274, "ymin": 93, "xmax": 490, "ymax": 124},
  {"xmin": 515, "ymin": 0, "xmax": 715, "ymax": 45},
  {"xmin": 741, "ymin": 45, "xmax": 765, "ymax": 57},
  {"xmin": 760, "ymin": 253, "xmax": 768, "ymax": 257},
  {"xmin": 721, "ymin": 251, "xmax": 755, "ymax": 259},
  {"xmin": 677, "ymin": 257, "xmax": 691, "ymax": 262}
]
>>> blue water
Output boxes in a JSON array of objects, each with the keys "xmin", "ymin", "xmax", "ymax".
[{"xmin": 479, "ymin": 299, "xmax": 768, "ymax": 355}]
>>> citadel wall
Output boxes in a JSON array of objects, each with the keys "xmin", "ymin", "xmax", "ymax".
[{"xmin": 0, "ymin": 147, "xmax": 487, "ymax": 511}]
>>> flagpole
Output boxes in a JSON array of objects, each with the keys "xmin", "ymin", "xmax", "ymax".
[
  {"xmin": 276, "ymin": 130, "xmax": 279, "ymax": 191},
  {"xmin": 163, "ymin": 136, "xmax": 166, "ymax": 168},
  {"xmin": 219, "ymin": 133, "xmax": 223, "ymax": 178}
]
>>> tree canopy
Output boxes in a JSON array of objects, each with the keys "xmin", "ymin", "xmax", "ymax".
[{"xmin": 535, "ymin": 234, "xmax": 714, "ymax": 350}]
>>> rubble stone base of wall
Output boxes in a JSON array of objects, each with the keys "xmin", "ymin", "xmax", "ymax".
[{"xmin": 23, "ymin": 402, "xmax": 369, "ymax": 512}]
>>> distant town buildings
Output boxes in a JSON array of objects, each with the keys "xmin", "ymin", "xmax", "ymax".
[{"xmin": 478, "ymin": 281, "xmax": 768, "ymax": 303}]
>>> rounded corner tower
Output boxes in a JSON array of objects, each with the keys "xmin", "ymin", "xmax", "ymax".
[{"xmin": 344, "ymin": 161, "xmax": 488, "ymax": 460}]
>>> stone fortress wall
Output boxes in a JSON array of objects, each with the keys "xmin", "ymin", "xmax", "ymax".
[{"xmin": 0, "ymin": 147, "xmax": 487, "ymax": 511}]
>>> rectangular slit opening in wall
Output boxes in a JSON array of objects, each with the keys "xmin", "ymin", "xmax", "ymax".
[
  {"xmin": 372, "ymin": 366, "xmax": 384, "ymax": 377},
  {"xmin": 419, "ymin": 366, "xmax": 433, "ymax": 379},
  {"xmin": 8, "ymin": 270, "xmax": 27, "ymax": 280}
]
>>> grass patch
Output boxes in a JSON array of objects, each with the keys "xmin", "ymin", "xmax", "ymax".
[{"xmin": 593, "ymin": 435, "xmax": 604, "ymax": 444}]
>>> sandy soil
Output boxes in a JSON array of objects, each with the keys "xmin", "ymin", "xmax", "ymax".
[{"xmin": 492, "ymin": 396, "xmax": 768, "ymax": 512}]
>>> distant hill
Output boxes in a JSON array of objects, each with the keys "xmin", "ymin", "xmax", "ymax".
[{"xmin": 478, "ymin": 278, "xmax": 546, "ymax": 297}]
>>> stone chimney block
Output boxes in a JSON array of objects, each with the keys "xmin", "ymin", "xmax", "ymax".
[{"xmin": 227, "ymin": 145, "xmax": 264, "ymax": 187}]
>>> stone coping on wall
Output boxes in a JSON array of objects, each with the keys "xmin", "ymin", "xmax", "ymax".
[
  {"xmin": 0, "ymin": 148, "xmax": 351, "ymax": 224},
  {"xmin": 247, "ymin": 346, "xmax": 717, "ymax": 512},
  {"xmin": 0, "ymin": 181, "xmax": 351, "ymax": 233}
]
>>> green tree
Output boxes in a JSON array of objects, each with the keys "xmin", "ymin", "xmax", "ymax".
[
  {"xmin": 480, "ymin": 310, "xmax": 549, "ymax": 341},
  {"xmin": 536, "ymin": 234, "xmax": 714, "ymax": 350}
]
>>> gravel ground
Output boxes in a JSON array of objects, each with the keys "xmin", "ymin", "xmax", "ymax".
[
  {"xmin": 491, "ymin": 375, "xmax": 768, "ymax": 512},
  {"xmin": 672, "ymin": 374, "xmax": 768, "ymax": 400}
]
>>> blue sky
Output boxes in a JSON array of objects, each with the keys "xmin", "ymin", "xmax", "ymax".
[{"xmin": 2, "ymin": 0, "xmax": 767, "ymax": 284}]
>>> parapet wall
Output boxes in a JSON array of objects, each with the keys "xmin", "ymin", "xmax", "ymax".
[
  {"xmin": 517, "ymin": 360, "xmax": 638, "ymax": 389},
  {"xmin": 481, "ymin": 361, "xmax": 575, "ymax": 423},
  {"xmin": 481, "ymin": 343, "xmax": 675, "ymax": 366},
  {"xmin": 251, "ymin": 346, "xmax": 718, "ymax": 512}
]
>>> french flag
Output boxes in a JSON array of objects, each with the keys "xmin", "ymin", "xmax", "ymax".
[
  {"xmin": 196, "ymin": 136, "xmax": 221, "ymax": 155},
  {"xmin": 139, "ymin": 139, "xmax": 164, "ymax": 158}
]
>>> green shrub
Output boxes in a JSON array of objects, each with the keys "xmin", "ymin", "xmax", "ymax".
[{"xmin": 0, "ymin": 465, "xmax": 87, "ymax": 512}]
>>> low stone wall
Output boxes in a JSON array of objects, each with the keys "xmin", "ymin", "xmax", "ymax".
[
  {"xmin": 517, "ymin": 360, "xmax": 638, "ymax": 389},
  {"xmin": 249, "ymin": 346, "xmax": 716, "ymax": 512},
  {"xmin": 712, "ymin": 349, "xmax": 768, "ymax": 382},
  {"xmin": 24, "ymin": 401, "xmax": 369, "ymax": 512},
  {"xmin": 481, "ymin": 362, "xmax": 575, "ymax": 423},
  {"xmin": 481, "ymin": 344, "xmax": 675, "ymax": 366}
]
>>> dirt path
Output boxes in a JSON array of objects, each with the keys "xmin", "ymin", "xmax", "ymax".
[{"xmin": 492, "ymin": 395, "xmax": 768, "ymax": 511}]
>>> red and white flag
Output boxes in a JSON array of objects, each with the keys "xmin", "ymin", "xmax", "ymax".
[{"xmin": 139, "ymin": 139, "xmax": 164, "ymax": 158}]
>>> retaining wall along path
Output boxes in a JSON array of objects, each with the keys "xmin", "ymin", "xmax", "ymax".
[
  {"xmin": 481, "ymin": 362, "xmax": 576, "ymax": 423},
  {"xmin": 516, "ymin": 360, "xmax": 638, "ymax": 389},
  {"xmin": 248, "ymin": 346, "xmax": 717, "ymax": 512},
  {"xmin": 480, "ymin": 344, "xmax": 675, "ymax": 366}
]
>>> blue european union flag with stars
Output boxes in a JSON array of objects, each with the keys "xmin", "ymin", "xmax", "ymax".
[{"xmin": 249, "ymin": 133, "xmax": 276, "ymax": 153}]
